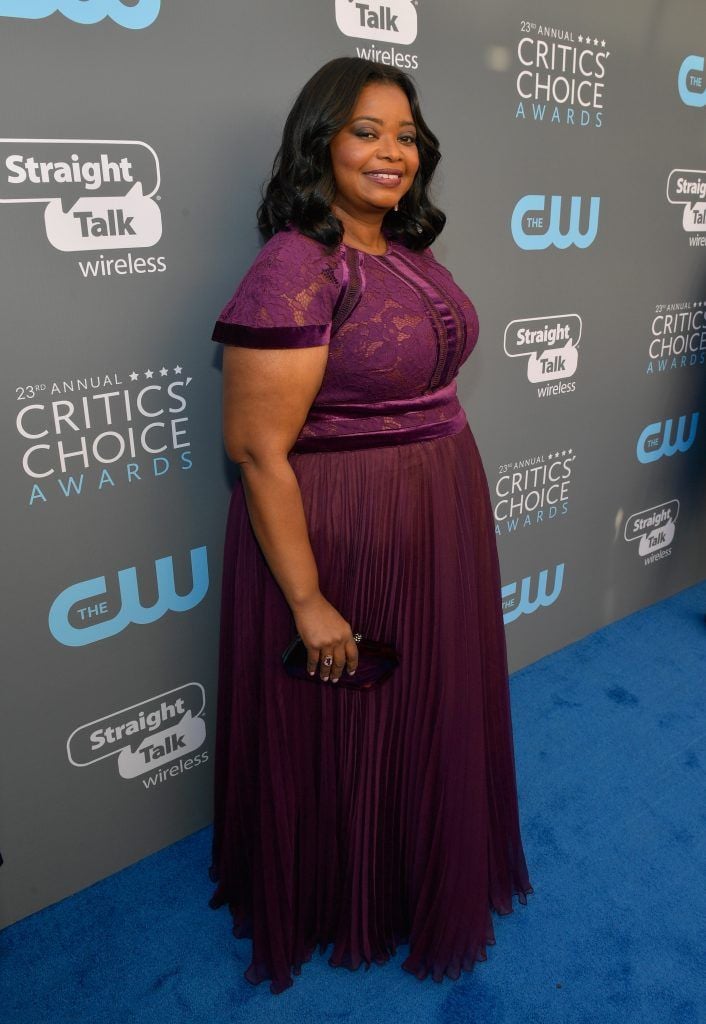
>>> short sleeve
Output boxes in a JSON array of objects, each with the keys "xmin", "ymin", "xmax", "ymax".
[{"xmin": 211, "ymin": 229, "xmax": 342, "ymax": 349}]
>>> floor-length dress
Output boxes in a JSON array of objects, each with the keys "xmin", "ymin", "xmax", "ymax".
[{"xmin": 208, "ymin": 224, "xmax": 533, "ymax": 994}]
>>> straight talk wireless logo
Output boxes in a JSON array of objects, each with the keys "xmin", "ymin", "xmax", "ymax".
[
  {"xmin": 666, "ymin": 169, "xmax": 706, "ymax": 245},
  {"xmin": 623, "ymin": 500, "xmax": 678, "ymax": 566},
  {"xmin": 335, "ymin": 0, "xmax": 419, "ymax": 69},
  {"xmin": 504, "ymin": 313, "xmax": 581, "ymax": 396},
  {"xmin": 67, "ymin": 684, "xmax": 208, "ymax": 788},
  {"xmin": 0, "ymin": 138, "xmax": 166, "ymax": 277}
]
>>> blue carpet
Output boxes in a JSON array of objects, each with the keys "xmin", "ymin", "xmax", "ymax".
[{"xmin": 2, "ymin": 583, "xmax": 705, "ymax": 1024}]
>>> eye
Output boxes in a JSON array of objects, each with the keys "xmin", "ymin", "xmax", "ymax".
[{"xmin": 400, "ymin": 134, "xmax": 418, "ymax": 145}]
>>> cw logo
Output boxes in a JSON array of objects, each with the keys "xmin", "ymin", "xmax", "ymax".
[
  {"xmin": 636, "ymin": 413, "xmax": 699, "ymax": 464},
  {"xmin": 511, "ymin": 195, "xmax": 600, "ymax": 250},
  {"xmin": 501, "ymin": 564, "xmax": 565, "ymax": 625},
  {"xmin": 49, "ymin": 546, "xmax": 209, "ymax": 647},
  {"xmin": 0, "ymin": 0, "xmax": 159, "ymax": 29},
  {"xmin": 678, "ymin": 55, "xmax": 706, "ymax": 107}
]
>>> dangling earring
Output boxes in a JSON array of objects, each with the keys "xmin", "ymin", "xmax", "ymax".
[{"xmin": 394, "ymin": 201, "xmax": 399, "ymax": 212}]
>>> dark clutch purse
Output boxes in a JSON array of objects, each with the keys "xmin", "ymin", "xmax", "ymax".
[{"xmin": 281, "ymin": 631, "xmax": 400, "ymax": 690}]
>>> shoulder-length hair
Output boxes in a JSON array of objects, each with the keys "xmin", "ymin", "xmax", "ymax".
[{"xmin": 256, "ymin": 56, "xmax": 445, "ymax": 251}]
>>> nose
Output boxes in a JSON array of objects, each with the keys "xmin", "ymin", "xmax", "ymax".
[{"xmin": 375, "ymin": 132, "xmax": 405, "ymax": 162}]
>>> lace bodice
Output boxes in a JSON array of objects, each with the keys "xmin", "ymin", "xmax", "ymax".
[{"xmin": 212, "ymin": 225, "xmax": 480, "ymax": 452}]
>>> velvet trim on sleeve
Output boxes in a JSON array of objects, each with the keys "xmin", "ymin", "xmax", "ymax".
[
  {"xmin": 211, "ymin": 229, "xmax": 340, "ymax": 350},
  {"xmin": 211, "ymin": 321, "xmax": 332, "ymax": 348}
]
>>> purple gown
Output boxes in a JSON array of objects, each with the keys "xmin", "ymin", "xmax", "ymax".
[{"xmin": 208, "ymin": 224, "xmax": 533, "ymax": 994}]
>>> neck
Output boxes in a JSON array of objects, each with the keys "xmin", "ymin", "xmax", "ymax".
[{"xmin": 332, "ymin": 204, "xmax": 387, "ymax": 254}]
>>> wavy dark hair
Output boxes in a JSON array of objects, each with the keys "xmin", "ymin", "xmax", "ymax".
[{"xmin": 256, "ymin": 56, "xmax": 445, "ymax": 251}]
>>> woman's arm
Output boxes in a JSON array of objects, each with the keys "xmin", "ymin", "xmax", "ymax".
[{"xmin": 222, "ymin": 343, "xmax": 358, "ymax": 682}]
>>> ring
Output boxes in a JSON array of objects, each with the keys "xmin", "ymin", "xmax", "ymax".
[{"xmin": 323, "ymin": 655, "xmax": 333, "ymax": 666}]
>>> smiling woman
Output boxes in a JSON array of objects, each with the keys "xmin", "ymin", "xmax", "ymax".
[
  {"xmin": 208, "ymin": 55, "xmax": 533, "ymax": 995},
  {"xmin": 255, "ymin": 57, "xmax": 445, "ymax": 253},
  {"xmin": 328, "ymin": 89, "xmax": 420, "ymax": 240}
]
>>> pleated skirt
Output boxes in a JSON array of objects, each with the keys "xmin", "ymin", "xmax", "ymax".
[{"xmin": 208, "ymin": 422, "xmax": 533, "ymax": 994}]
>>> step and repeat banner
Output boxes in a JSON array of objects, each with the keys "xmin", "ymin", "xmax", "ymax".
[{"xmin": 1, "ymin": 0, "xmax": 705, "ymax": 927}]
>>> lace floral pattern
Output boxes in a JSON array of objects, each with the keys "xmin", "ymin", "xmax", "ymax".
[{"xmin": 213, "ymin": 226, "xmax": 480, "ymax": 450}]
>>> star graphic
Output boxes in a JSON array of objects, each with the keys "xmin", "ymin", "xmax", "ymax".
[
  {"xmin": 562, "ymin": 450, "xmax": 566, "ymax": 456},
  {"xmin": 593, "ymin": 37, "xmax": 598, "ymax": 46},
  {"xmin": 159, "ymin": 367, "xmax": 168, "ymax": 377},
  {"xmin": 601, "ymin": 39, "xmax": 606, "ymax": 47},
  {"xmin": 129, "ymin": 371, "xmax": 139, "ymax": 382},
  {"xmin": 174, "ymin": 365, "xmax": 183, "ymax": 375},
  {"xmin": 578, "ymin": 34, "xmax": 583, "ymax": 42},
  {"xmin": 144, "ymin": 369, "xmax": 154, "ymax": 379}
]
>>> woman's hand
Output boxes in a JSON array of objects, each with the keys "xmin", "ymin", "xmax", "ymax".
[{"xmin": 292, "ymin": 593, "xmax": 359, "ymax": 683}]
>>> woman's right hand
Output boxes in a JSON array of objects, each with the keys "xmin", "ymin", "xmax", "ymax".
[{"xmin": 292, "ymin": 593, "xmax": 359, "ymax": 683}]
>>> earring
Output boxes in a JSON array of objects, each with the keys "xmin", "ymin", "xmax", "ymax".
[{"xmin": 394, "ymin": 201, "xmax": 399, "ymax": 212}]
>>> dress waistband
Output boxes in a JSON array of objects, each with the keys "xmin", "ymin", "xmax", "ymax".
[{"xmin": 289, "ymin": 380, "xmax": 468, "ymax": 454}]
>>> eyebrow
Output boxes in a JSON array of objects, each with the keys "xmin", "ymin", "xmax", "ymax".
[{"xmin": 350, "ymin": 116, "xmax": 416, "ymax": 128}]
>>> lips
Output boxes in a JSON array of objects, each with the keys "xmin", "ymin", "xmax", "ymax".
[{"xmin": 364, "ymin": 170, "xmax": 403, "ymax": 187}]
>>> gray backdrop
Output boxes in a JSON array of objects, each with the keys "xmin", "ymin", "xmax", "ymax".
[{"xmin": 1, "ymin": 0, "xmax": 705, "ymax": 928}]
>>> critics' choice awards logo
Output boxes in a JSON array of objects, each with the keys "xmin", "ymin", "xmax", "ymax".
[
  {"xmin": 515, "ymin": 21, "xmax": 610, "ymax": 127},
  {"xmin": 0, "ymin": 139, "xmax": 166, "ymax": 275},
  {"xmin": 15, "ymin": 367, "xmax": 192, "ymax": 506},
  {"xmin": 504, "ymin": 313, "xmax": 581, "ymax": 396},
  {"xmin": 646, "ymin": 301, "xmax": 706, "ymax": 375},
  {"xmin": 49, "ymin": 546, "xmax": 209, "ymax": 647},
  {"xmin": 501, "ymin": 564, "xmax": 565, "ymax": 624},
  {"xmin": 666, "ymin": 170, "xmax": 706, "ymax": 244},
  {"xmin": 493, "ymin": 448, "xmax": 576, "ymax": 535},
  {"xmin": 335, "ymin": 0, "xmax": 419, "ymax": 69},
  {"xmin": 511, "ymin": 194, "xmax": 600, "ymax": 250},
  {"xmin": 678, "ymin": 55, "xmax": 706, "ymax": 107},
  {"xmin": 636, "ymin": 412, "xmax": 699, "ymax": 464},
  {"xmin": 0, "ymin": 0, "xmax": 159, "ymax": 29},
  {"xmin": 624, "ymin": 500, "xmax": 678, "ymax": 566},
  {"xmin": 67, "ymin": 684, "xmax": 207, "ymax": 789}
]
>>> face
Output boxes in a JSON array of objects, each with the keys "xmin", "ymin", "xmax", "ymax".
[{"xmin": 329, "ymin": 81, "xmax": 420, "ymax": 216}]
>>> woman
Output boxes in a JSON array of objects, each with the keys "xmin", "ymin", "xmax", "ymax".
[{"xmin": 208, "ymin": 56, "xmax": 533, "ymax": 995}]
